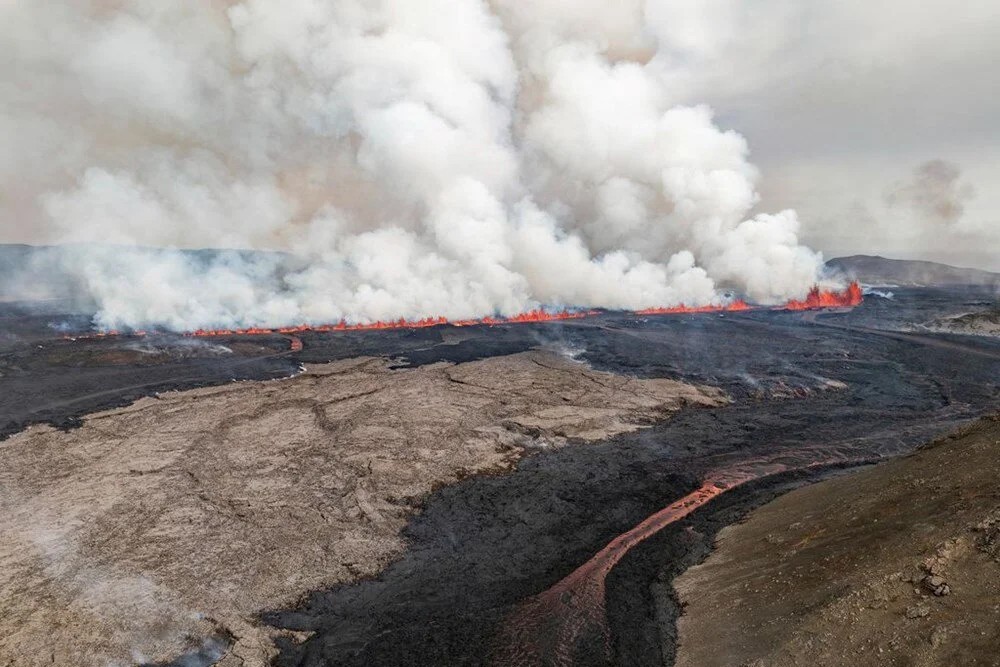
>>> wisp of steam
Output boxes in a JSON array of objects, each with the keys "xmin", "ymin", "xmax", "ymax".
[{"xmin": 5, "ymin": 1, "xmax": 829, "ymax": 331}]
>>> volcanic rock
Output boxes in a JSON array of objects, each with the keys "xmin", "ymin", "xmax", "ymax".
[
  {"xmin": 922, "ymin": 576, "xmax": 950, "ymax": 596},
  {"xmin": 0, "ymin": 350, "xmax": 723, "ymax": 666},
  {"xmin": 673, "ymin": 415, "xmax": 1000, "ymax": 667},
  {"xmin": 927, "ymin": 307, "xmax": 1000, "ymax": 338}
]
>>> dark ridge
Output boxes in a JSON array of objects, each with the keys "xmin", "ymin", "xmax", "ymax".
[{"xmin": 827, "ymin": 254, "xmax": 1000, "ymax": 287}]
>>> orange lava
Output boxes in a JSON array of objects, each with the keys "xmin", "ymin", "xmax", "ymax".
[
  {"xmin": 183, "ymin": 309, "xmax": 598, "ymax": 338},
  {"xmin": 636, "ymin": 299, "xmax": 751, "ymax": 316},
  {"xmin": 491, "ymin": 467, "xmax": 768, "ymax": 667},
  {"xmin": 63, "ymin": 283, "xmax": 861, "ymax": 341},
  {"xmin": 636, "ymin": 282, "xmax": 862, "ymax": 317},
  {"xmin": 493, "ymin": 448, "xmax": 873, "ymax": 667},
  {"xmin": 64, "ymin": 309, "xmax": 597, "ymax": 341},
  {"xmin": 492, "ymin": 477, "xmax": 744, "ymax": 666},
  {"xmin": 783, "ymin": 281, "xmax": 864, "ymax": 311}
]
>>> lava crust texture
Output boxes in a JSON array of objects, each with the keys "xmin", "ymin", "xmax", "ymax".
[{"xmin": 1, "ymin": 287, "xmax": 999, "ymax": 666}]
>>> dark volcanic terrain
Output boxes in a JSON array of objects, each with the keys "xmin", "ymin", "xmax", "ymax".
[{"xmin": 2, "ymin": 286, "xmax": 1000, "ymax": 666}]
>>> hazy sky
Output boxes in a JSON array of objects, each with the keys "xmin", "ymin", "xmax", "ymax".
[
  {"xmin": 656, "ymin": 0, "xmax": 1000, "ymax": 269},
  {"xmin": 3, "ymin": 0, "xmax": 999, "ymax": 272}
]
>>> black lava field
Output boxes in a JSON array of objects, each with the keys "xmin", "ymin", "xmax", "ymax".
[{"xmin": 3, "ymin": 286, "xmax": 999, "ymax": 667}]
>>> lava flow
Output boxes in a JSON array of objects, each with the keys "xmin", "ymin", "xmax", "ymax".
[
  {"xmin": 64, "ymin": 283, "xmax": 861, "ymax": 342},
  {"xmin": 636, "ymin": 282, "xmax": 861, "ymax": 316},
  {"xmin": 491, "ymin": 475, "xmax": 749, "ymax": 667},
  {"xmin": 185, "ymin": 308, "xmax": 597, "ymax": 338},
  {"xmin": 492, "ymin": 450, "xmax": 874, "ymax": 667},
  {"xmin": 635, "ymin": 299, "xmax": 752, "ymax": 316}
]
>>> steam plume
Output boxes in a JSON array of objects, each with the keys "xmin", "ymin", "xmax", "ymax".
[{"xmin": 3, "ymin": 1, "xmax": 827, "ymax": 330}]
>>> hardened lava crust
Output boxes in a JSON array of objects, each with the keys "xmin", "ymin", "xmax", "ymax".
[{"xmin": 1, "ymin": 286, "xmax": 999, "ymax": 666}]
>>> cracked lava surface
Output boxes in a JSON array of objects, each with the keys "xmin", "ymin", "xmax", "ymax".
[
  {"xmin": 0, "ymin": 351, "xmax": 722, "ymax": 666},
  {"xmin": 3, "ymin": 286, "xmax": 1000, "ymax": 667}
]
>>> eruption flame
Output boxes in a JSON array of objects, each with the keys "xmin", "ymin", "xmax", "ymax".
[
  {"xmin": 66, "ymin": 283, "xmax": 861, "ymax": 341},
  {"xmin": 784, "ymin": 281, "xmax": 864, "ymax": 310}
]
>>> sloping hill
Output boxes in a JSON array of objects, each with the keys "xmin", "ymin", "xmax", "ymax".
[
  {"xmin": 675, "ymin": 415, "xmax": 1000, "ymax": 667},
  {"xmin": 827, "ymin": 255, "xmax": 1000, "ymax": 287}
]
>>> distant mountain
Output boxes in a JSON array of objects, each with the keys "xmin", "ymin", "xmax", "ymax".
[{"xmin": 826, "ymin": 255, "xmax": 1000, "ymax": 287}]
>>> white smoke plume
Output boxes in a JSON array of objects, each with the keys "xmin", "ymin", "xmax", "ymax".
[{"xmin": 3, "ymin": 0, "xmax": 827, "ymax": 331}]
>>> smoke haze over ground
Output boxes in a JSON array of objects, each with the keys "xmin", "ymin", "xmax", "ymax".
[{"xmin": 1, "ymin": 1, "xmax": 833, "ymax": 331}]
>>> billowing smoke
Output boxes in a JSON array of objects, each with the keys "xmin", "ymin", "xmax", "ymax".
[{"xmin": 3, "ymin": 1, "xmax": 826, "ymax": 331}]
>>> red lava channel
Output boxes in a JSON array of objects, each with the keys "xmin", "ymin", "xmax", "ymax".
[{"xmin": 492, "ymin": 457, "xmax": 854, "ymax": 666}]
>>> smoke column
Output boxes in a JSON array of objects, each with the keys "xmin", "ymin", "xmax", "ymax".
[{"xmin": 3, "ymin": 1, "xmax": 827, "ymax": 331}]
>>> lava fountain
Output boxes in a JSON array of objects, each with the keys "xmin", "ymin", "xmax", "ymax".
[{"xmin": 784, "ymin": 282, "xmax": 863, "ymax": 310}]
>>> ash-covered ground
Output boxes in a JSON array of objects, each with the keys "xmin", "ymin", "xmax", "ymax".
[{"xmin": 2, "ymin": 286, "xmax": 1000, "ymax": 666}]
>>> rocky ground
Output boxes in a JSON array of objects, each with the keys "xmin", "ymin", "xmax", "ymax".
[
  {"xmin": 929, "ymin": 307, "xmax": 1000, "ymax": 337},
  {"xmin": 674, "ymin": 415, "xmax": 1000, "ymax": 667},
  {"xmin": 3, "ymin": 287, "xmax": 1000, "ymax": 667},
  {"xmin": 0, "ymin": 351, "xmax": 722, "ymax": 667}
]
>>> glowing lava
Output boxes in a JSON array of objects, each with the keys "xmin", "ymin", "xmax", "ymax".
[
  {"xmin": 492, "ymin": 449, "xmax": 876, "ymax": 667},
  {"xmin": 64, "ymin": 283, "xmax": 862, "ymax": 341},
  {"xmin": 635, "ymin": 299, "xmax": 751, "ymax": 316},
  {"xmin": 636, "ymin": 282, "xmax": 862, "ymax": 316},
  {"xmin": 183, "ymin": 309, "xmax": 598, "ymax": 338},
  {"xmin": 784, "ymin": 281, "xmax": 864, "ymax": 310},
  {"xmin": 491, "ymin": 473, "xmax": 752, "ymax": 667}
]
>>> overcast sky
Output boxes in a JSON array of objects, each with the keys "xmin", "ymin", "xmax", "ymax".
[
  {"xmin": 657, "ymin": 0, "xmax": 1000, "ymax": 269},
  {"xmin": 3, "ymin": 0, "xmax": 999, "ymax": 271}
]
